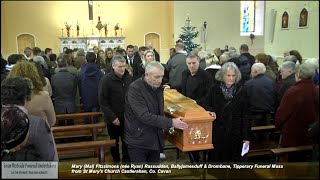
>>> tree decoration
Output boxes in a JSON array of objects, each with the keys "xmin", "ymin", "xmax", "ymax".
[{"xmin": 178, "ymin": 16, "xmax": 200, "ymax": 52}]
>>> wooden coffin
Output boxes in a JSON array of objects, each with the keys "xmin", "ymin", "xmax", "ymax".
[{"xmin": 163, "ymin": 89, "xmax": 213, "ymax": 152}]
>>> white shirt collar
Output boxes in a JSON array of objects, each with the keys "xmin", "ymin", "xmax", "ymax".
[{"xmin": 14, "ymin": 105, "xmax": 28, "ymax": 114}]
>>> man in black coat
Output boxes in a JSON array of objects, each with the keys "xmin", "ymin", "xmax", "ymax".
[
  {"xmin": 124, "ymin": 61, "xmax": 188, "ymax": 163},
  {"xmin": 180, "ymin": 52, "xmax": 213, "ymax": 163},
  {"xmin": 243, "ymin": 63, "xmax": 276, "ymax": 141},
  {"xmin": 98, "ymin": 55, "xmax": 132, "ymax": 163},
  {"xmin": 239, "ymin": 44, "xmax": 255, "ymax": 67}
]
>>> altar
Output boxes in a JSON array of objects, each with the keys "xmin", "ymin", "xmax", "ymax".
[
  {"xmin": 59, "ymin": 36, "xmax": 125, "ymax": 52},
  {"xmin": 164, "ymin": 89, "xmax": 214, "ymax": 152}
]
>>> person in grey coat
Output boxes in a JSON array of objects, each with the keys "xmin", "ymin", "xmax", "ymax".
[
  {"xmin": 166, "ymin": 42, "xmax": 188, "ymax": 91},
  {"xmin": 51, "ymin": 58, "xmax": 78, "ymax": 125},
  {"xmin": 124, "ymin": 61, "xmax": 188, "ymax": 163}
]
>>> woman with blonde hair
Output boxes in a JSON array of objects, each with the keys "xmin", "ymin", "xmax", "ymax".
[
  {"xmin": 33, "ymin": 61, "xmax": 52, "ymax": 97},
  {"xmin": 135, "ymin": 50, "xmax": 155, "ymax": 80},
  {"xmin": 8, "ymin": 61, "xmax": 56, "ymax": 127}
]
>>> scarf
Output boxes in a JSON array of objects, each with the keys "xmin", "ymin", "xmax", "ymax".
[{"xmin": 220, "ymin": 83, "xmax": 236, "ymax": 100}]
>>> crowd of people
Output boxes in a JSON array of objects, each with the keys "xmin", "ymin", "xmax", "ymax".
[{"xmin": 1, "ymin": 42, "xmax": 319, "ymax": 165}]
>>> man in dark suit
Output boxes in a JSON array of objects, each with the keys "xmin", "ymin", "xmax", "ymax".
[
  {"xmin": 132, "ymin": 46, "xmax": 148, "ymax": 81},
  {"xmin": 124, "ymin": 45, "xmax": 141, "ymax": 80},
  {"xmin": 180, "ymin": 52, "xmax": 213, "ymax": 163}
]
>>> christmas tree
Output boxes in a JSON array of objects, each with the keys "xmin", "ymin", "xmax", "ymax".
[{"xmin": 178, "ymin": 17, "xmax": 200, "ymax": 52}]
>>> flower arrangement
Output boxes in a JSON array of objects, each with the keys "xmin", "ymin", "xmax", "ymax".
[
  {"xmin": 64, "ymin": 22, "xmax": 71, "ymax": 30},
  {"xmin": 65, "ymin": 22, "xmax": 71, "ymax": 37},
  {"xmin": 114, "ymin": 23, "xmax": 120, "ymax": 31}
]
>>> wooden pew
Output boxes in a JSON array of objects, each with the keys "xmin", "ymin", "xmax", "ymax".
[
  {"xmin": 55, "ymin": 112, "xmax": 103, "ymax": 125},
  {"xmin": 52, "ymin": 122, "xmax": 106, "ymax": 140},
  {"xmin": 245, "ymin": 125, "xmax": 280, "ymax": 159},
  {"xmin": 53, "ymin": 120, "xmax": 108, "ymax": 160},
  {"xmin": 268, "ymin": 145, "xmax": 314, "ymax": 177},
  {"xmin": 251, "ymin": 125, "xmax": 276, "ymax": 132},
  {"xmin": 56, "ymin": 139, "xmax": 116, "ymax": 163},
  {"xmin": 270, "ymin": 145, "xmax": 313, "ymax": 162}
]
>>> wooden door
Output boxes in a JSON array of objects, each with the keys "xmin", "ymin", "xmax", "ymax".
[
  {"xmin": 17, "ymin": 34, "xmax": 35, "ymax": 54},
  {"xmin": 145, "ymin": 33, "xmax": 160, "ymax": 53}
]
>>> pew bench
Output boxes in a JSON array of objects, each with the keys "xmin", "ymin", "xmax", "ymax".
[
  {"xmin": 52, "ymin": 122, "xmax": 106, "ymax": 140},
  {"xmin": 251, "ymin": 125, "xmax": 276, "ymax": 132},
  {"xmin": 270, "ymin": 145, "xmax": 313, "ymax": 162},
  {"xmin": 57, "ymin": 139, "xmax": 116, "ymax": 163},
  {"xmin": 258, "ymin": 145, "xmax": 315, "ymax": 178},
  {"xmin": 55, "ymin": 112, "xmax": 103, "ymax": 125},
  {"xmin": 245, "ymin": 125, "xmax": 280, "ymax": 160}
]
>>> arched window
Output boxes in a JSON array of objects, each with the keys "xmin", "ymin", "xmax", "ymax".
[
  {"xmin": 240, "ymin": 1, "xmax": 265, "ymax": 36},
  {"xmin": 16, "ymin": 33, "xmax": 36, "ymax": 54},
  {"xmin": 240, "ymin": 1, "xmax": 255, "ymax": 33}
]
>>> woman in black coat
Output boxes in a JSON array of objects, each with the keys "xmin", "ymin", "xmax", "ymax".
[{"xmin": 203, "ymin": 62, "xmax": 251, "ymax": 162}]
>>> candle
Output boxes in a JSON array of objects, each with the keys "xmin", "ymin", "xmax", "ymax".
[{"xmin": 98, "ymin": 16, "xmax": 100, "ymax": 21}]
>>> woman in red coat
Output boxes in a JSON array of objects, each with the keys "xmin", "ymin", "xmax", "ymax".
[{"xmin": 276, "ymin": 63, "xmax": 319, "ymax": 149}]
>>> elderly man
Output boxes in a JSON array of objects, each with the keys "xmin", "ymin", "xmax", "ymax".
[
  {"xmin": 277, "ymin": 61, "xmax": 296, "ymax": 104},
  {"xmin": 243, "ymin": 63, "xmax": 276, "ymax": 140},
  {"xmin": 124, "ymin": 61, "xmax": 188, "ymax": 164}
]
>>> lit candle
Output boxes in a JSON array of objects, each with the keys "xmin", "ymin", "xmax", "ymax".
[{"xmin": 98, "ymin": 16, "xmax": 100, "ymax": 21}]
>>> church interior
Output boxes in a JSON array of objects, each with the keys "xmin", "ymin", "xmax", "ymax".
[{"xmin": 1, "ymin": 1, "xmax": 319, "ymax": 179}]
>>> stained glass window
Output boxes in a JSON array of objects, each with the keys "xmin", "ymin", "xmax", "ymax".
[{"xmin": 240, "ymin": 1, "xmax": 255, "ymax": 32}]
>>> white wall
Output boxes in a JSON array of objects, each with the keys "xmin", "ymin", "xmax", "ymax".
[
  {"xmin": 264, "ymin": 1, "xmax": 319, "ymax": 60},
  {"xmin": 173, "ymin": 1, "xmax": 265, "ymax": 56}
]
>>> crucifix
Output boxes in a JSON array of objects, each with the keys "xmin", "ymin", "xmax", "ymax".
[
  {"xmin": 88, "ymin": 0, "xmax": 94, "ymax": 35},
  {"xmin": 88, "ymin": 0, "xmax": 93, "ymax": 20}
]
